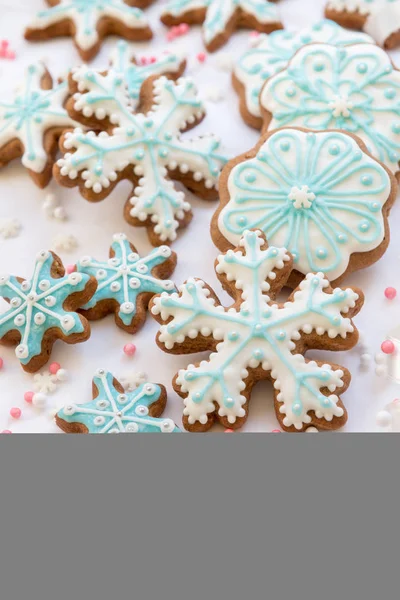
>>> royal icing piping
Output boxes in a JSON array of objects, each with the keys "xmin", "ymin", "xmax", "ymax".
[
  {"xmin": 28, "ymin": 0, "xmax": 149, "ymax": 52},
  {"xmin": 260, "ymin": 43, "xmax": 400, "ymax": 172},
  {"xmin": 57, "ymin": 69, "xmax": 226, "ymax": 243},
  {"xmin": 58, "ymin": 369, "xmax": 180, "ymax": 433},
  {"xmin": 218, "ymin": 129, "xmax": 391, "ymax": 281},
  {"xmin": 0, "ymin": 63, "xmax": 78, "ymax": 173},
  {"xmin": 109, "ymin": 41, "xmax": 185, "ymax": 105},
  {"xmin": 152, "ymin": 230, "xmax": 360, "ymax": 431},
  {"xmin": 235, "ymin": 19, "xmax": 373, "ymax": 121},
  {"xmin": 77, "ymin": 233, "xmax": 176, "ymax": 327},
  {"xmin": 163, "ymin": 0, "xmax": 281, "ymax": 46},
  {"xmin": 0, "ymin": 251, "xmax": 91, "ymax": 367}
]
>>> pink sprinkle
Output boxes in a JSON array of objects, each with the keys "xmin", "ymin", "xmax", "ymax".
[
  {"xmin": 0, "ymin": 357, "xmax": 3, "ymax": 369},
  {"xmin": 197, "ymin": 52, "xmax": 207, "ymax": 63},
  {"xmin": 225, "ymin": 429, "xmax": 235, "ymax": 433},
  {"xmin": 381, "ymin": 340, "xmax": 396, "ymax": 355},
  {"xmin": 250, "ymin": 31, "xmax": 261, "ymax": 38},
  {"xmin": 24, "ymin": 391, "xmax": 34, "ymax": 404},
  {"xmin": 178, "ymin": 23, "xmax": 190, "ymax": 35},
  {"xmin": 385, "ymin": 287, "xmax": 397, "ymax": 300},
  {"xmin": 66, "ymin": 264, "xmax": 76, "ymax": 274},
  {"xmin": 49, "ymin": 362, "xmax": 61, "ymax": 375},
  {"xmin": 1, "ymin": 430, "xmax": 12, "ymax": 434},
  {"xmin": 10, "ymin": 407, "xmax": 21, "ymax": 419},
  {"xmin": 124, "ymin": 343, "xmax": 136, "ymax": 357},
  {"xmin": 271, "ymin": 429, "xmax": 281, "ymax": 433}
]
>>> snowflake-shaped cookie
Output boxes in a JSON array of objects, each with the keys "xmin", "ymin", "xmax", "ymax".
[
  {"xmin": 25, "ymin": 0, "xmax": 153, "ymax": 61},
  {"xmin": 151, "ymin": 230, "xmax": 363, "ymax": 432},
  {"xmin": 234, "ymin": 19, "xmax": 373, "ymax": 129},
  {"xmin": 214, "ymin": 129, "xmax": 395, "ymax": 285},
  {"xmin": 0, "ymin": 63, "xmax": 79, "ymax": 188},
  {"xmin": 260, "ymin": 43, "xmax": 400, "ymax": 173},
  {"xmin": 0, "ymin": 250, "xmax": 96, "ymax": 373},
  {"xmin": 77, "ymin": 233, "xmax": 177, "ymax": 333},
  {"xmin": 56, "ymin": 369, "xmax": 180, "ymax": 433},
  {"xmin": 55, "ymin": 68, "xmax": 227, "ymax": 246},
  {"xmin": 109, "ymin": 40, "xmax": 186, "ymax": 105},
  {"xmin": 326, "ymin": 0, "xmax": 400, "ymax": 49},
  {"xmin": 161, "ymin": 0, "xmax": 283, "ymax": 52}
]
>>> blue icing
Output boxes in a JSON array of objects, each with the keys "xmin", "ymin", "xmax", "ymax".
[{"xmin": 58, "ymin": 370, "xmax": 180, "ymax": 433}]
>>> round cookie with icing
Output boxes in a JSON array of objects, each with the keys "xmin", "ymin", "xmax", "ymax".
[
  {"xmin": 76, "ymin": 233, "xmax": 177, "ymax": 334},
  {"xmin": 260, "ymin": 43, "xmax": 400, "ymax": 175},
  {"xmin": 0, "ymin": 63, "xmax": 79, "ymax": 188},
  {"xmin": 325, "ymin": 0, "xmax": 400, "ymax": 50},
  {"xmin": 161, "ymin": 0, "xmax": 283, "ymax": 53},
  {"xmin": 234, "ymin": 19, "xmax": 373, "ymax": 129},
  {"xmin": 56, "ymin": 369, "xmax": 180, "ymax": 433},
  {"xmin": 150, "ymin": 229, "xmax": 364, "ymax": 432},
  {"xmin": 54, "ymin": 67, "xmax": 227, "ymax": 246},
  {"xmin": 0, "ymin": 250, "xmax": 97, "ymax": 373},
  {"xmin": 25, "ymin": 0, "xmax": 153, "ymax": 62},
  {"xmin": 212, "ymin": 128, "xmax": 396, "ymax": 286}
]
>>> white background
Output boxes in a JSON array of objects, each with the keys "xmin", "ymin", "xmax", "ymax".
[{"xmin": 1, "ymin": 0, "xmax": 400, "ymax": 433}]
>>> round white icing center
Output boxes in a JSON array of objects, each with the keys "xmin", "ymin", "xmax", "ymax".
[
  {"xmin": 328, "ymin": 94, "xmax": 354, "ymax": 118},
  {"xmin": 288, "ymin": 185, "xmax": 316, "ymax": 209}
]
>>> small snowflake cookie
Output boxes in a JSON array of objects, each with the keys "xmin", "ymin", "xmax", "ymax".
[
  {"xmin": 56, "ymin": 369, "xmax": 180, "ymax": 433},
  {"xmin": 151, "ymin": 230, "xmax": 364, "ymax": 432},
  {"xmin": 54, "ymin": 67, "xmax": 227, "ymax": 246},
  {"xmin": 25, "ymin": 0, "xmax": 153, "ymax": 61},
  {"xmin": 233, "ymin": 19, "xmax": 373, "ymax": 129},
  {"xmin": 161, "ymin": 0, "xmax": 283, "ymax": 52},
  {"xmin": 0, "ymin": 250, "xmax": 97, "ymax": 373},
  {"xmin": 213, "ymin": 128, "xmax": 396, "ymax": 286},
  {"xmin": 260, "ymin": 43, "xmax": 400, "ymax": 175},
  {"xmin": 325, "ymin": 0, "xmax": 400, "ymax": 50},
  {"xmin": 76, "ymin": 233, "xmax": 177, "ymax": 333},
  {"xmin": 0, "ymin": 63, "xmax": 79, "ymax": 188},
  {"xmin": 109, "ymin": 40, "xmax": 186, "ymax": 105}
]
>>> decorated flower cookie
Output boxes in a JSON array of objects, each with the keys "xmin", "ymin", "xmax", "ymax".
[
  {"xmin": 213, "ymin": 128, "xmax": 396, "ymax": 286},
  {"xmin": 109, "ymin": 40, "xmax": 186, "ymax": 105},
  {"xmin": 260, "ymin": 43, "xmax": 400, "ymax": 174},
  {"xmin": 25, "ymin": 0, "xmax": 153, "ymax": 61},
  {"xmin": 325, "ymin": 0, "xmax": 400, "ymax": 49},
  {"xmin": 76, "ymin": 233, "xmax": 177, "ymax": 333},
  {"xmin": 54, "ymin": 68, "xmax": 227, "ymax": 246},
  {"xmin": 56, "ymin": 369, "xmax": 180, "ymax": 433},
  {"xmin": 0, "ymin": 250, "xmax": 97, "ymax": 373},
  {"xmin": 151, "ymin": 230, "xmax": 363, "ymax": 432},
  {"xmin": 234, "ymin": 19, "xmax": 373, "ymax": 129},
  {"xmin": 161, "ymin": 0, "xmax": 283, "ymax": 52},
  {"xmin": 0, "ymin": 63, "xmax": 79, "ymax": 188}
]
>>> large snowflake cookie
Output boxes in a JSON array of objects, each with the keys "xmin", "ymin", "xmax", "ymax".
[
  {"xmin": 325, "ymin": 0, "xmax": 400, "ymax": 50},
  {"xmin": 151, "ymin": 230, "xmax": 363, "ymax": 432},
  {"xmin": 0, "ymin": 250, "xmax": 97, "ymax": 373},
  {"xmin": 234, "ymin": 19, "xmax": 373, "ymax": 129},
  {"xmin": 0, "ymin": 63, "xmax": 79, "ymax": 188},
  {"xmin": 109, "ymin": 41, "xmax": 186, "ymax": 105},
  {"xmin": 54, "ymin": 67, "xmax": 227, "ymax": 246},
  {"xmin": 213, "ymin": 128, "xmax": 396, "ymax": 286},
  {"xmin": 56, "ymin": 369, "xmax": 180, "ymax": 433},
  {"xmin": 260, "ymin": 43, "xmax": 400, "ymax": 174},
  {"xmin": 25, "ymin": 0, "xmax": 153, "ymax": 61},
  {"xmin": 77, "ymin": 233, "xmax": 177, "ymax": 334},
  {"xmin": 161, "ymin": 0, "xmax": 283, "ymax": 52}
]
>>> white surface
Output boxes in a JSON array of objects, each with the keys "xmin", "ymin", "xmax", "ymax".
[{"xmin": 0, "ymin": 0, "xmax": 399, "ymax": 433}]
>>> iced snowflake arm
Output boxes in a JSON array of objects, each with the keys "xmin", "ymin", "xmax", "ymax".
[{"xmin": 57, "ymin": 369, "xmax": 180, "ymax": 434}]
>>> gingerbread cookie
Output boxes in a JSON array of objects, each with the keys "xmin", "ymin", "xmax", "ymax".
[
  {"xmin": 326, "ymin": 0, "xmax": 400, "ymax": 49},
  {"xmin": 25, "ymin": 0, "xmax": 153, "ymax": 62},
  {"xmin": 109, "ymin": 41, "xmax": 186, "ymax": 104},
  {"xmin": 161, "ymin": 0, "xmax": 283, "ymax": 52},
  {"xmin": 56, "ymin": 369, "xmax": 180, "ymax": 433},
  {"xmin": 234, "ymin": 19, "xmax": 373, "ymax": 129},
  {"xmin": 260, "ymin": 43, "xmax": 400, "ymax": 175},
  {"xmin": 213, "ymin": 128, "xmax": 396, "ymax": 287},
  {"xmin": 0, "ymin": 250, "xmax": 97, "ymax": 373},
  {"xmin": 0, "ymin": 63, "xmax": 79, "ymax": 188},
  {"xmin": 151, "ymin": 230, "xmax": 363, "ymax": 432},
  {"xmin": 54, "ymin": 68, "xmax": 226, "ymax": 246},
  {"xmin": 77, "ymin": 233, "xmax": 177, "ymax": 333}
]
